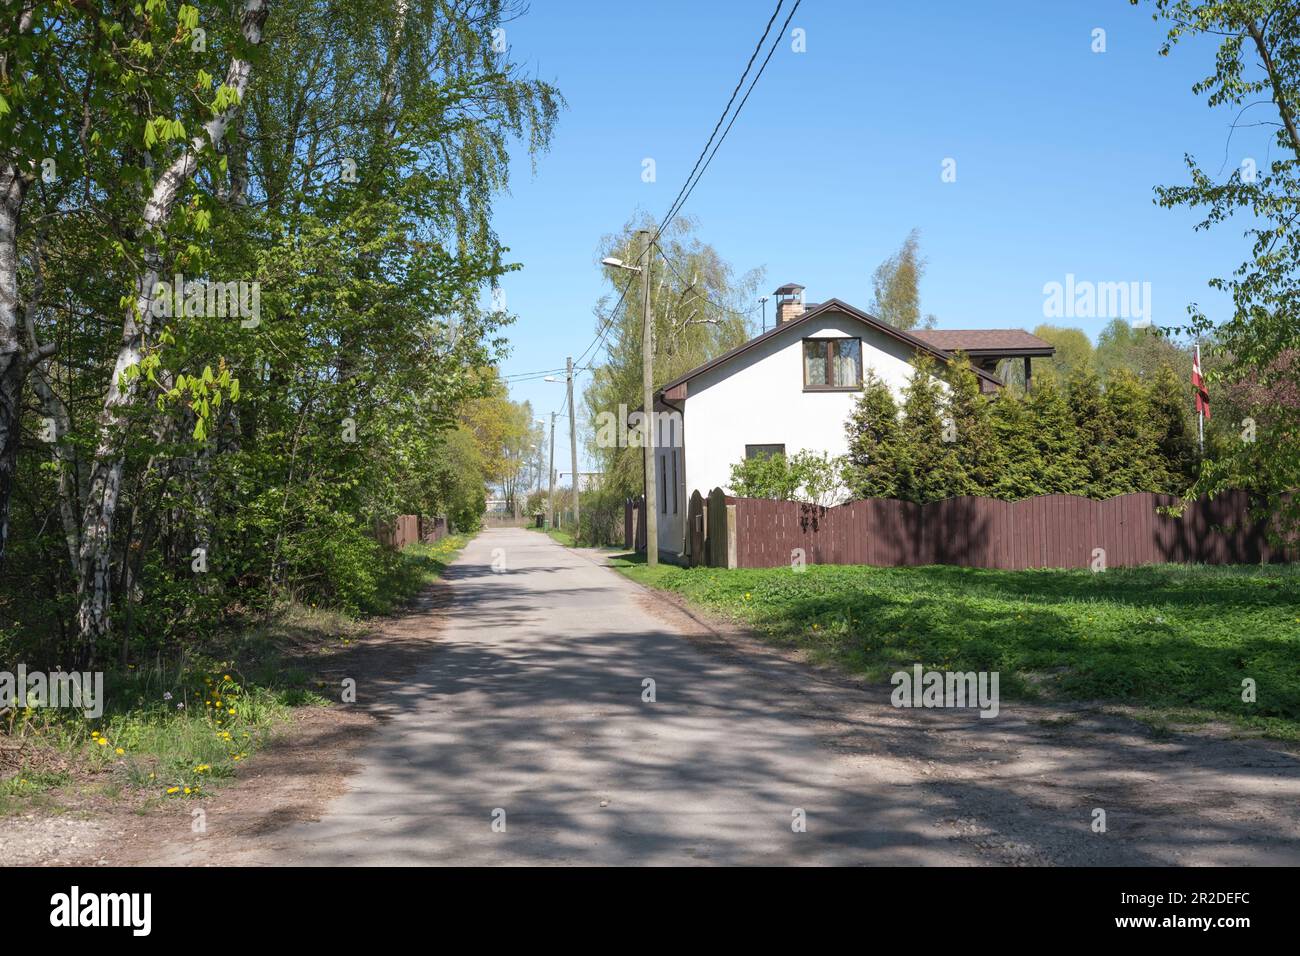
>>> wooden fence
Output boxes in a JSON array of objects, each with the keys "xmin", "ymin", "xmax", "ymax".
[
  {"xmin": 628, "ymin": 489, "xmax": 1295, "ymax": 570},
  {"xmin": 624, "ymin": 496, "xmax": 647, "ymax": 552},
  {"xmin": 377, "ymin": 514, "xmax": 449, "ymax": 550}
]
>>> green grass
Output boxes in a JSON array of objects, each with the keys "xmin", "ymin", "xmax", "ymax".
[
  {"xmin": 611, "ymin": 554, "xmax": 1300, "ymax": 739},
  {"xmin": 530, "ymin": 525, "xmax": 577, "ymax": 547},
  {"xmin": 0, "ymin": 533, "xmax": 473, "ymax": 808},
  {"xmin": 366, "ymin": 534, "xmax": 471, "ymax": 613}
]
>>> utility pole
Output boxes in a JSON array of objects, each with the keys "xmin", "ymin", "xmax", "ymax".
[
  {"xmin": 547, "ymin": 411, "xmax": 557, "ymax": 528},
  {"xmin": 640, "ymin": 229, "xmax": 658, "ymax": 567},
  {"xmin": 566, "ymin": 356, "xmax": 579, "ymax": 530}
]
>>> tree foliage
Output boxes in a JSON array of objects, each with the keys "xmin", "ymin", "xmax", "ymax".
[
  {"xmin": 869, "ymin": 228, "xmax": 935, "ymax": 331},
  {"xmin": 1, "ymin": 0, "xmax": 561, "ymax": 664},
  {"xmin": 843, "ymin": 357, "xmax": 1199, "ymax": 503},
  {"xmin": 1136, "ymin": 0, "xmax": 1300, "ymax": 530},
  {"xmin": 583, "ymin": 216, "xmax": 760, "ymax": 499}
]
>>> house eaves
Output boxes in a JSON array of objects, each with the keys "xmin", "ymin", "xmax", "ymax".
[{"xmin": 656, "ymin": 298, "xmax": 1005, "ymax": 401}]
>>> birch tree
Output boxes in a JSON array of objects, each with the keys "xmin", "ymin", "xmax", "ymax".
[{"xmin": 76, "ymin": 0, "xmax": 270, "ymax": 656}]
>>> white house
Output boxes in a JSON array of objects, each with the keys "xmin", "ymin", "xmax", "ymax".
[{"xmin": 640, "ymin": 283, "xmax": 1054, "ymax": 559}]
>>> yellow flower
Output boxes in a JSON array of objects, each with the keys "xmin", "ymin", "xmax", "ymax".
[
  {"xmin": 223, "ymin": 675, "xmax": 231, "ymax": 681},
  {"xmin": 167, "ymin": 787, "xmax": 179, "ymax": 794},
  {"xmin": 183, "ymin": 787, "xmax": 191, "ymax": 795},
  {"xmin": 96, "ymin": 738, "xmax": 108, "ymax": 746},
  {"xmin": 91, "ymin": 730, "xmax": 100, "ymax": 738},
  {"xmin": 228, "ymin": 708, "xmax": 235, "ymax": 715},
  {"xmin": 115, "ymin": 747, "xmax": 124, "ymax": 755}
]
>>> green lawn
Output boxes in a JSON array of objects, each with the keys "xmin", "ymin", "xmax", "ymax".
[
  {"xmin": 611, "ymin": 556, "xmax": 1300, "ymax": 738},
  {"xmin": 529, "ymin": 525, "xmax": 578, "ymax": 547}
]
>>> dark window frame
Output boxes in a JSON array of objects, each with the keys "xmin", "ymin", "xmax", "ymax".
[
  {"xmin": 745, "ymin": 443, "xmax": 786, "ymax": 460},
  {"xmin": 802, "ymin": 337, "xmax": 863, "ymax": 391},
  {"xmin": 671, "ymin": 449, "xmax": 679, "ymax": 514}
]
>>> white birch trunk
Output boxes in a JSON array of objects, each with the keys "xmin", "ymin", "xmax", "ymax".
[{"xmin": 75, "ymin": 0, "xmax": 270, "ymax": 657}]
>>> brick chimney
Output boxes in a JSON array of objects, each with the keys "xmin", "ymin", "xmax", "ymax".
[{"xmin": 774, "ymin": 283, "xmax": 805, "ymax": 324}]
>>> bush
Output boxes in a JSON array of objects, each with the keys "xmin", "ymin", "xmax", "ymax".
[
  {"xmin": 577, "ymin": 486, "xmax": 625, "ymax": 546},
  {"xmin": 728, "ymin": 449, "xmax": 846, "ymax": 505}
]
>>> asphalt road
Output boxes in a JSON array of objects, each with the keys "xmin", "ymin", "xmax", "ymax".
[
  {"xmin": 262, "ymin": 527, "xmax": 975, "ymax": 865},
  {"xmin": 250, "ymin": 527, "xmax": 1300, "ymax": 867}
]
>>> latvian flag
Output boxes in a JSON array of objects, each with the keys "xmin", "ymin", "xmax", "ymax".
[{"xmin": 1192, "ymin": 344, "xmax": 1211, "ymax": 420}]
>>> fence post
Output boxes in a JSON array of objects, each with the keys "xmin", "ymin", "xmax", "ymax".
[{"xmin": 726, "ymin": 502, "xmax": 737, "ymax": 569}]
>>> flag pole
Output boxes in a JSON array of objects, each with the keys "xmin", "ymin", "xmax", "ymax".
[{"xmin": 1195, "ymin": 342, "xmax": 1205, "ymax": 455}]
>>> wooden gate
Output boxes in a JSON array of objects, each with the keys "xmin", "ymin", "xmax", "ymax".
[{"xmin": 686, "ymin": 490, "xmax": 706, "ymax": 566}]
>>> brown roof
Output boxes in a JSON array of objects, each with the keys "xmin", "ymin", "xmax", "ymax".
[
  {"xmin": 658, "ymin": 298, "xmax": 1007, "ymax": 400},
  {"xmin": 910, "ymin": 329, "xmax": 1055, "ymax": 356}
]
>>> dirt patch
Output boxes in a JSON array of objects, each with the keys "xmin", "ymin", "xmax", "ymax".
[{"xmin": 7, "ymin": 578, "xmax": 455, "ymax": 867}]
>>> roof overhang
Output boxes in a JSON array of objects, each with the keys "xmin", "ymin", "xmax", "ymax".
[{"xmin": 655, "ymin": 298, "xmax": 1007, "ymax": 401}]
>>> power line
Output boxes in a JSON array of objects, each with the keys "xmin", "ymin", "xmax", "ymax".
[
  {"xmin": 658, "ymin": 252, "xmax": 763, "ymax": 320},
  {"xmin": 502, "ymin": 366, "xmax": 567, "ymax": 381},
  {"xmin": 654, "ymin": 0, "xmax": 786, "ymax": 241},
  {"xmin": 573, "ymin": 271, "xmax": 637, "ymax": 369},
  {"xmin": 552, "ymin": 0, "xmax": 796, "ymax": 380},
  {"xmin": 657, "ymin": 0, "xmax": 801, "ymax": 242}
]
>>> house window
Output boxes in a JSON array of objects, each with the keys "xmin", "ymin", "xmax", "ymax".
[
  {"xmin": 745, "ymin": 443, "xmax": 786, "ymax": 459},
  {"xmin": 671, "ymin": 450, "xmax": 679, "ymax": 514},
  {"xmin": 659, "ymin": 453, "xmax": 668, "ymax": 514},
  {"xmin": 803, "ymin": 337, "xmax": 862, "ymax": 390}
]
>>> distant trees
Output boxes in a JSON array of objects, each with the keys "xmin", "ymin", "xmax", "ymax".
[
  {"xmin": 584, "ymin": 217, "xmax": 761, "ymax": 500},
  {"xmin": 842, "ymin": 356, "xmax": 1200, "ymax": 503},
  {"xmin": 869, "ymin": 228, "xmax": 936, "ymax": 331}
]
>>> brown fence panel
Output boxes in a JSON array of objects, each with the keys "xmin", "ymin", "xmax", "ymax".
[
  {"xmin": 379, "ymin": 512, "xmax": 434, "ymax": 548},
  {"xmin": 724, "ymin": 490, "xmax": 1291, "ymax": 571}
]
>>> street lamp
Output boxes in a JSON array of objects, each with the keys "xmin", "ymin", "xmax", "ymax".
[{"xmin": 603, "ymin": 233, "xmax": 657, "ymax": 566}]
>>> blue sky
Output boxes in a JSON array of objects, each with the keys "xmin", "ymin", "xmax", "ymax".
[{"xmin": 488, "ymin": 0, "xmax": 1269, "ymax": 468}]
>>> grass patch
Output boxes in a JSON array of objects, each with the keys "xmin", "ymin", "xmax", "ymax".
[
  {"xmin": 529, "ymin": 525, "xmax": 577, "ymax": 548},
  {"xmin": 365, "ymin": 535, "xmax": 470, "ymax": 614},
  {"xmin": 611, "ymin": 554, "xmax": 1300, "ymax": 739},
  {"xmin": 0, "ymin": 533, "xmax": 472, "ymax": 809}
]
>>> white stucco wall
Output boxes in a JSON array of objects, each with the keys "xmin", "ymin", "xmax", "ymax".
[{"xmin": 681, "ymin": 308, "xmax": 921, "ymax": 506}]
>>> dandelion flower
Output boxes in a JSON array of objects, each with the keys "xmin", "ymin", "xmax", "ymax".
[
  {"xmin": 167, "ymin": 787, "xmax": 179, "ymax": 794},
  {"xmin": 96, "ymin": 738, "xmax": 108, "ymax": 746},
  {"xmin": 115, "ymin": 747, "xmax": 124, "ymax": 755}
]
